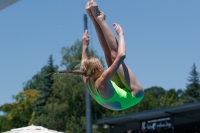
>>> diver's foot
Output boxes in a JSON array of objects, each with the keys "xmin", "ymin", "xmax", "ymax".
[
  {"xmin": 85, "ymin": 2, "xmax": 93, "ymax": 18},
  {"xmin": 90, "ymin": 1, "xmax": 106, "ymax": 21},
  {"xmin": 113, "ymin": 23, "xmax": 124, "ymax": 36}
]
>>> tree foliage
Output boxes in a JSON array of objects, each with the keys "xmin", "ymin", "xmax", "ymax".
[
  {"xmin": 0, "ymin": 90, "xmax": 39, "ymax": 132},
  {"xmin": 160, "ymin": 89, "xmax": 183, "ymax": 107},
  {"xmin": 184, "ymin": 63, "xmax": 200, "ymax": 102},
  {"xmin": 187, "ymin": 63, "xmax": 199, "ymax": 88},
  {"xmin": 33, "ymin": 55, "xmax": 58, "ymax": 116}
]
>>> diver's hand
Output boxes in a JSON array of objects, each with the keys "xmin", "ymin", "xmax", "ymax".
[{"xmin": 82, "ymin": 30, "xmax": 90, "ymax": 47}]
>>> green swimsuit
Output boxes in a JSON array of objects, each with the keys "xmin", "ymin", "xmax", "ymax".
[{"xmin": 87, "ymin": 80, "xmax": 143, "ymax": 111}]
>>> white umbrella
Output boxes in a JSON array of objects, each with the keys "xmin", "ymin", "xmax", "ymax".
[{"xmin": 3, "ymin": 125, "xmax": 64, "ymax": 133}]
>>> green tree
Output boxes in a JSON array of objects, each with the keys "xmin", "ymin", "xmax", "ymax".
[
  {"xmin": 184, "ymin": 63, "xmax": 200, "ymax": 102},
  {"xmin": 160, "ymin": 89, "xmax": 183, "ymax": 107},
  {"xmin": 145, "ymin": 86, "xmax": 165, "ymax": 99},
  {"xmin": 23, "ymin": 71, "xmax": 43, "ymax": 91},
  {"xmin": 33, "ymin": 74, "xmax": 86, "ymax": 132},
  {"xmin": 0, "ymin": 90, "xmax": 39, "ymax": 132},
  {"xmin": 187, "ymin": 63, "xmax": 199, "ymax": 88},
  {"xmin": 0, "ymin": 115, "xmax": 8, "ymax": 132},
  {"xmin": 33, "ymin": 55, "xmax": 58, "ymax": 116}
]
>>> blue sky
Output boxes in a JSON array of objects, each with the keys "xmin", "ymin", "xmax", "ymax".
[{"xmin": 0, "ymin": 0, "xmax": 200, "ymax": 106}]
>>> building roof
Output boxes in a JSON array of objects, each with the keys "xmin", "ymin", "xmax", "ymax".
[{"xmin": 98, "ymin": 101, "xmax": 200, "ymax": 126}]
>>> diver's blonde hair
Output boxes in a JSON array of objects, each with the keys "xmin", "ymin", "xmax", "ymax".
[
  {"xmin": 80, "ymin": 57, "xmax": 101, "ymax": 77},
  {"xmin": 57, "ymin": 57, "xmax": 101, "ymax": 77}
]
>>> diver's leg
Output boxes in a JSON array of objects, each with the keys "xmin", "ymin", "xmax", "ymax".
[
  {"xmin": 90, "ymin": 2, "xmax": 118, "ymax": 62},
  {"xmin": 86, "ymin": 2, "xmax": 111, "ymax": 66},
  {"xmin": 86, "ymin": 1, "xmax": 123, "ymax": 86},
  {"xmin": 117, "ymin": 62, "xmax": 144, "ymax": 97}
]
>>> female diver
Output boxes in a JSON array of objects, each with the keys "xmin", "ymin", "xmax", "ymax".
[
  {"xmin": 60, "ymin": 0, "xmax": 144, "ymax": 111},
  {"xmin": 79, "ymin": 0, "xmax": 144, "ymax": 111}
]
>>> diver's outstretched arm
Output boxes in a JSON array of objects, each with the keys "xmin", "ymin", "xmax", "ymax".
[{"xmin": 82, "ymin": 30, "xmax": 90, "ymax": 60}]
